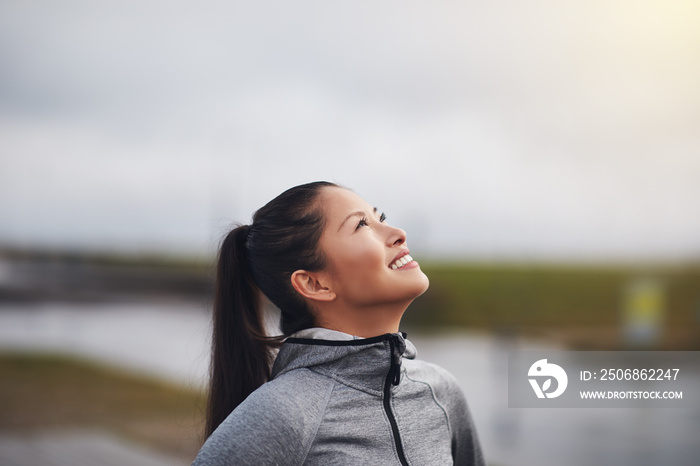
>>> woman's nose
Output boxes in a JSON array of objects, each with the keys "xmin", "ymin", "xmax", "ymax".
[{"xmin": 387, "ymin": 226, "xmax": 406, "ymax": 246}]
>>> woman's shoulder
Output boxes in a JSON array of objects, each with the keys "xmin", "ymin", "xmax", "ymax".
[
  {"xmin": 403, "ymin": 358, "xmax": 470, "ymax": 407},
  {"xmin": 193, "ymin": 369, "xmax": 334, "ymax": 466},
  {"xmin": 404, "ymin": 358, "xmax": 461, "ymax": 388},
  {"xmin": 228, "ymin": 368, "xmax": 335, "ymax": 433},
  {"xmin": 252, "ymin": 367, "xmax": 335, "ymax": 413}
]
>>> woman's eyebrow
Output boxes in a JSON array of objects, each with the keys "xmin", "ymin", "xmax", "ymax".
[{"xmin": 337, "ymin": 207, "xmax": 378, "ymax": 231}]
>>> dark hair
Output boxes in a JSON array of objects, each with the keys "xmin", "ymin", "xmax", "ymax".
[{"xmin": 205, "ymin": 181, "xmax": 338, "ymax": 437}]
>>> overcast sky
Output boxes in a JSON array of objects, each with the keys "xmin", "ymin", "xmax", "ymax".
[{"xmin": 1, "ymin": 0, "xmax": 699, "ymax": 262}]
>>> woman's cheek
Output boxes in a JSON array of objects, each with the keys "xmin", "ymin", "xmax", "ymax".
[{"xmin": 353, "ymin": 246, "xmax": 385, "ymax": 271}]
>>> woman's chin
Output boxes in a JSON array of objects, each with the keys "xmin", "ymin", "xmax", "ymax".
[{"xmin": 408, "ymin": 271, "xmax": 430, "ymax": 298}]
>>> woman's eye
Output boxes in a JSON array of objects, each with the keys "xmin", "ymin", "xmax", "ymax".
[
  {"xmin": 355, "ymin": 217, "xmax": 369, "ymax": 230},
  {"xmin": 379, "ymin": 212, "xmax": 386, "ymax": 223}
]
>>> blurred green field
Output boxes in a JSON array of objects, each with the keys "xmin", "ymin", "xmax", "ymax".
[
  {"xmin": 0, "ymin": 352, "xmax": 205, "ymax": 460},
  {"xmin": 406, "ymin": 262, "xmax": 700, "ymax": 349}
]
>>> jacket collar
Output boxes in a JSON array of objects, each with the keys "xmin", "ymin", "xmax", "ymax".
[
  {"xmin": 288, "ymin": 327, "xmax": 361, "ymax": 341},
  {"xmin": 270, "ymin": 329, "xmax": 416, "ymax": 396}
]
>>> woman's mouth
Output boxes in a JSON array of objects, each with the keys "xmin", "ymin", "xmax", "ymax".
[{"xmin": 389, "ymin": 254, "xmax": 415, "ymax": 270}]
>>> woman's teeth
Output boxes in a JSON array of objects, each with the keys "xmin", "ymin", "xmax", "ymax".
[{"xmin": 390, "ymin": 255, "xmax": 414, "ymax": 270}]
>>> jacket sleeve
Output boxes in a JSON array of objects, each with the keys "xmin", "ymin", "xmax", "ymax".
[{"xmin": 440, "ymin": 371, "xmax": 486, "ymax": 466}]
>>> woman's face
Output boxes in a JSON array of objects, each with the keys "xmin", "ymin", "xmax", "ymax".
[{"xmin": 317, "ymin": 187, "xmax": 429, "ymax": 309}]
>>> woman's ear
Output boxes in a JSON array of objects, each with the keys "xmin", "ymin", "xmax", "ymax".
[{"xmin": 290, "ymin": 270, "xmax": 336, "ymax": 302}]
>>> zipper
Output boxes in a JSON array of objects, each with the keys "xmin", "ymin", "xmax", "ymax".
[
  {"xmin": 384, "ymin": 334, "xmax": 409, "ymax": 466},
  {"xmin": 285, "ymin": 332, "xmax": 410, "ymax": 465}
]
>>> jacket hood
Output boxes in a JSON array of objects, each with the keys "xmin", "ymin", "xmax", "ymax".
[{"xmin": 270, "ymin": 328, "xmax": 417, "ymax": 396}]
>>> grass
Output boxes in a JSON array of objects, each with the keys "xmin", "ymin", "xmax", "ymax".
[
  {"xmin": 0, "ymin": 352, "xmax": 206, "ymax": 461},
  {"xmin": 406, "ymin": 262, "xmax": 700, "ymax": 349}
]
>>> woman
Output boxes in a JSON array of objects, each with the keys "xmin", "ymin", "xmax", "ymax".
[{"xmin": 193, "ymin": 181, "xmax": 484, "ymax": 465}]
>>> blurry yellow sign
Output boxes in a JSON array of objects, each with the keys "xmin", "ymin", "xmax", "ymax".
[{"xmin": 622, "ymin": 278, "xmax": 664, "ymax": 347}]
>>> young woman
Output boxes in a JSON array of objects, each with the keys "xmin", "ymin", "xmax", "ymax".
[{"xmin": 193, "ymin": 181, "xmax": 484, "ymax": 465}]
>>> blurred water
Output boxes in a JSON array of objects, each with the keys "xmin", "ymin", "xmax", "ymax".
[
  {"xmin": 0, "ymin": 302, "xmax": 698, "ymax": 466},
  {"xmin": 0, "ymin": 302, "xmax": 211, "ymax": 388}
]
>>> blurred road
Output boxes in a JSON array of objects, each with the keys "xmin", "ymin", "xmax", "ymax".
[{"xmin": 0, "ymin": 431, "xmax": 187, "ymax": 466}]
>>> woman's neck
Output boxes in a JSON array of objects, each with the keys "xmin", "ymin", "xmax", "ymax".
[{"xmin": 314, "ymin": 301, "xmax": 408, "ymax": 338}]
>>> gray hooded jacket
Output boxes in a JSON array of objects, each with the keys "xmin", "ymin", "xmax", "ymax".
[{"xmin": 193, "ymin": 329, "xmax": 485, "ymax": 465}]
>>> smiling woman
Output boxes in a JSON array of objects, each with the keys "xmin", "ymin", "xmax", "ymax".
[{"xmin": 193, "ymin": 181, "xmax": 484, "ymax": 466}]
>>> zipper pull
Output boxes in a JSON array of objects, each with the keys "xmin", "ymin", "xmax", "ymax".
[{"xmin": 389, "ymin": 335, "xmax": 402, "ymax": 386}]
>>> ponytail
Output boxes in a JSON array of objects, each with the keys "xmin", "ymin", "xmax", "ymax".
[
  {"xmin": 204, "ymin": 181, "xmax": 337, "ymax": 438},
  {"xmin": 205, "ymin": 225, "xmax": 276, "ymax": 437}
]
